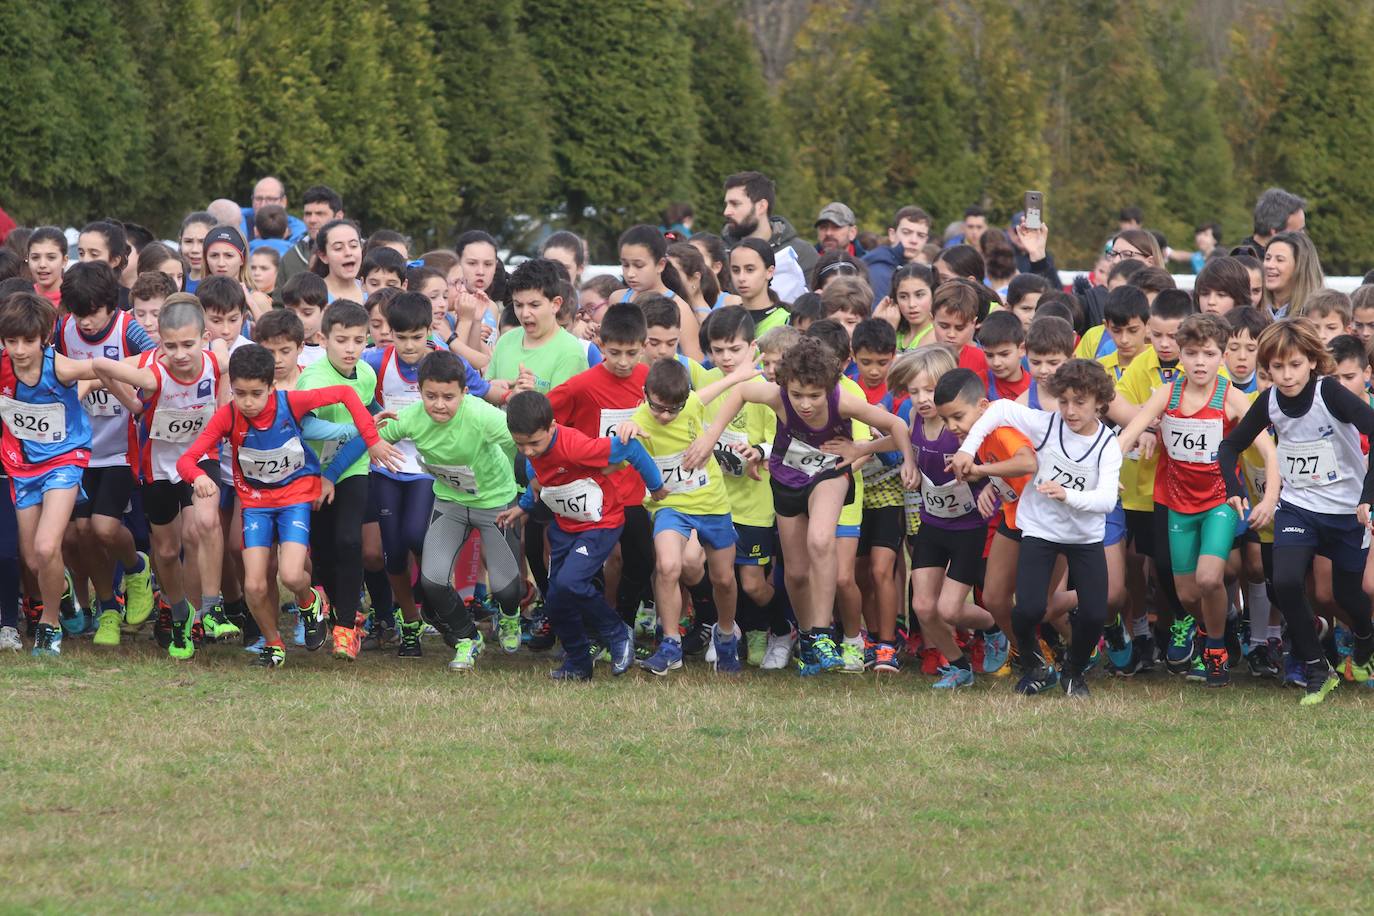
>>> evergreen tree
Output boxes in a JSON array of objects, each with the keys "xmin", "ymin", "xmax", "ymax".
[
  {"xmin": 781, "ymin": 3, "xmax": 899, "ymax": 229},
  {"xmin": 683, "ymin": 0, "xmax": 791, "ymax": 227},
  {"xmin": 524, "ymin": 0, "xmax": 698, "ymax": 255},
  {"xmin": 861, "ymin": 0, "xmax": 980, "ymax": 228},
  {"xmin": 1262, "ymin": 0, "xmax": 1374, "ymax": 274},
  {"xmin": 430, "ymin": 0, "xmax": 554, "ymax": 235},
  {"xmin": 1217, "ymin": 14, "xmax": 1283, "ymax": 203}
]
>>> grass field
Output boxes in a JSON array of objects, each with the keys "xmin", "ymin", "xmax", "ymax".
[{"xmin": 3, "ymin": 633, "xmax": 1372, "ymax": 914}]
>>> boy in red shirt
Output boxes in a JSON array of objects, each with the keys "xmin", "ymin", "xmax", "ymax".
[
  {"xmin": 977, "ymin": 310, "xmax": 1031, "ymax": 401},
  {"xmin": 547, "ymin": 304, "xmax": 653, "ymax": 628},
  {"xmin": 497, "ymin": 391, "xmax": 668, "ymax": 680},
  {"xmin": 931, "ymin": 279, "xmax": 990, "ymax": 375},
  {"xmin": 176, "ymin": 345, "xmax": 402, "ymax": 667}
]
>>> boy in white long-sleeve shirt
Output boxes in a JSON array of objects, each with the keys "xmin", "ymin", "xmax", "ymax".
[{"xmin": 950, "ymin": 358, "xmax": 1122, "ymax": 699}]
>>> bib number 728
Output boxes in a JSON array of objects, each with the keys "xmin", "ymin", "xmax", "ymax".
[{"xmin": 1046, "ymin": 464, "xmax": 1086, "ymax": 491}]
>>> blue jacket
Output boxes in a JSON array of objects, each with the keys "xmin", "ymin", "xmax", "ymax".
[
  {"xmin": 862, "ymin": 243, "xmax": 906, "ymax": 308},
  {"xmin": 239, "ymin": 207, "xmax": 309, "ymax": 245}
]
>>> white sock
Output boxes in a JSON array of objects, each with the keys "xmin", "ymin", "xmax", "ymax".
[
  {"xmin": 843, "ymin": 634, "xmax": 863, "ymax": 647},
  {"xmin": 1246, "ymin": 582, "xmax": 1271, "ymax": 646},
  {"xmin": 1132, "ymin": 614, "xmax": 1151, "ymax": 638}
]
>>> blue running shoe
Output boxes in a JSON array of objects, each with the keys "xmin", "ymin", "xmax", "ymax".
[
  {"xmin": 1166, "ymin": 616, "xmax": 1197, "ymax": 672},
  {"xmin": 640, "ymin": 638, "xmax": 683, "ymax": 676},
  {"xmin": 811, "ymin": 635, "xmax": 844, "ymax": 674},
  {"xmin": 981, "ymin": 631, "xmax": 1010, "ymax": 674},
  {"xmin": 243, "ymin": 636, "xmax": 265, "ymax": 654},
  {"xmin": 712, "ymin": 624, "xmax": 742, "ymax": 674},
  {"xmin": 549, "ymin": 657, "xmax": 593, "ymax": 681},
  {"xmin": 1335, "ymin": 624, "xmax": 1354, "ymax": 659},
  {"xmin": 1103, "ymin": 617, "xmax": 1133, "ymax": 671},
  {"xmin": 933, "ymin": 664, "xmax": 974, "ymax": 689},
  {"xmin": 1283, "ymin": 652, "xmax": 1308, "ymax": 689},
  {"xmin": 31, "ymin": 622, "xmax": 62, "ymax": 657},
  {"xmin": 797, "ymin": 641, "xmax": 820, "ymax": 677},
  {"xmin": 1015, "ymin": 664, "xmax": 1060, "ymax": 695},
  {"xmin": 606, "ymin": 624, "xmax": 635, "ymax": 676},
  {"xmin": 292, "ymin": 612, "xmax": 305, "ymax": 648}
]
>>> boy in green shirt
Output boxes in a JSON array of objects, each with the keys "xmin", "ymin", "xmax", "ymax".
[
  {"xmin": 487, "ymin": 259, "xmax": 589, "ymax": 395},
  {"xmin": 379, "ymin": 350, "xmax": 525, "ymax": 671}
]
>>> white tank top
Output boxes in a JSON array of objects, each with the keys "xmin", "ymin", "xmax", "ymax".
[
  {"xmin": 1267, "ymin": 381, "xmax": 1365, "ymax": 515},
  {"xmin": 375, "ymin": 348, "xmax": 427, "ymax": 476},
  {"xmin": 60, "ymin": 313, "xmax": 137, "ymax": 467},
  {"xmin": 1020, "ymin": 414, "xmax": 1113, "ymax": 543},
  {"xmin": 143, "ymin": 352, "xmax": 220, "ymax": 482}
]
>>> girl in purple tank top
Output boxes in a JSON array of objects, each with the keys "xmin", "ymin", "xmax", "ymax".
[{"xmin": 696, "ymin": 337, "xmax": 917, "ymax": 675}]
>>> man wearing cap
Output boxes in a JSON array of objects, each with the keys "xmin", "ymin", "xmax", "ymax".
[{"xmin": 814, "ymin": 202, "xmax": 867, "ymax": 258}]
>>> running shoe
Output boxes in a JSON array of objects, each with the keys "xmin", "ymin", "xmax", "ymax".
[
  {"xmin": 1203, "ymin": 647, "xmax": 1230, "ymax": 688},
  {"xmin": 1335, "ymin": 624, "xmax": 1354, "ymax": 659},
  {"xmin": 761, "ymin": 629, "xmax": 796, "ymax": 670},
  {"xmin": 243, "ymin": 636, "xmax": 265, "ymax": 654},
  {"xmin": 333, "ymin": 624, "xmax": 361, "ymax": 661},
  {"xmin": 397, "ymin": 620, "xmax": 423, "ymax": 658},
  {"xmin": 168, "ymin": 614, "xmax": 195, "ymax": 661},
  {"xmin": 1340, "ymin": 653, "xmax": 1374, "ymax": 683},
  {"xmin": 981, "ymin": 630, "xmax": 1010, "ymax": 674},
  {"xmin": 933, "ymin": 664, "xmax": 974, "ymax": 689},
  {"xmin": 301, "ymin": 587, "xmax": 328, "ymax": 652},
  {"xmin": 153, "ymin": 599, "xmax": 173, "ymax": 649},
  {"xmin": 23, "ymin": 599, "xmax": 41, "ymax": 638},
  {"xmin": 839, "ymin": 639, "xmax": 864, "ymax": 674},
  {"xmin": 640, "ymin": 638, "xmax": 684, "ymax": 676},
  {"xmin": 919, "ymin": 645, "xmax": 946, "ymax": 676},
  {"xmin": 712, "ymin": 623, "xmax": 742, "ymax": 674},
  {"xmin": 873, "ymin": 642, "xmax": 901, "ymax": 673},
  {"xmin": 526, "ymin": 607, "xmax": 556, "ymax": 653},
  {"xmin": 863, "ymin": 634, "xmax": 878, "ymax": 670},
  {"xmin": 812, "ymin": 635, "xmax": 845, "ymax": 674},
  {"xmin": 1061, "ymin": 673, "xmax": 1090, "ymax": 698},
  {"xmin": 1133, "ymin": 632, "xmax": 1157, "ymax": 673},
  {"xmin": 606, "ymin": 623, "xmax": 635, "ymax": 676},
  {"xmin": 746, "ymin": 630, "xmax": 767, "ymax": 668},
  {"xmin": 200, "ymin": 603, "xmax": 241, "ymax": 642},
  {"xmin": 1246, "ymin": 642, "xmax": 1280, "ymax": 679},
  {"xmin": 682, "ymin": 622, "xmax": 712, "ymax": 657},
  {"xmin": 1015, "ymin": 663, "xmax": 1060, "ymax": 695},
  {"xmin": 92, "ymin": 609, "xmax": 121, "ymax": 646},
  {"xmin": 361, "ymin": 620, "xmax": 396, "ymax": 651},
  {"xmin": 254, "ymin": 644, "xmax": 285, "ymax": 668},
  {"xmin": 1165, "ymin": 615, "xmax": 1197, "ymax": 672},
  {"xmin": 1300, "ymin": 662, "xmax": 1339, "ymax": 706},
  {"xmin": 1103, "ymin": 618, "xmax": 1133, "ymax": 671},
  {"xmin": 497, "ymin": 611, "xmax": 522, "ymax": 653},
  {"xmin": 123, "ymin": 552, "xmax": 155, "ymax": 626},
  {"xmin": 1185, "ymin": 653, "xmax": 1207, "ymax": 683},
  {"xmin": 0, "ymin": 625, "xmax": 21, "ymax": 651},
  {"xmin": 58, "ymin": 571, "xmax": 88, "ymax": 637},
  {"xmin": 448, "ymin": 633, "xmax": 484, "ymax": 672},
  {"xmin": 549, "ymin": 657, "xmax": 593, "ymax": 681},
  {"xmin": 291, "ymin": 611, "xmax": 305, "ymax": 648},
  {"xmin": 31, "ymin": 622, "xmax": 61, "ymax": 657},
  {"xmin": 1283, "ymin": 653, "xmax": 1308, "ymax": 689},
  {"xmin": 634, "ymin": 602, "xmax": 658, "ymax": 641}
]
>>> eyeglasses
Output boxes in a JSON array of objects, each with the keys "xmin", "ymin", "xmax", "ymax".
[
  {"xmin": 1108, "ymin": 248, "xmax": 1146, "ymax": 262},
  {"xmin": 644, "ymin": 393, "xmax": 686, "ymax": 416},
  {"xmin": 252, "ymin": 195, "xmax": 285, "ymax": 205}
]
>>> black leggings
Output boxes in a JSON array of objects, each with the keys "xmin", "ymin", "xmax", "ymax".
[
  {"xmin": 1273, "ymin": 546, "xmax": 1373, "ymax": 664},
  {"xmin": 615, "ymin": 506, "xmax": 655, "ymax": 625},
  {"xmin": 311, "ymin": 475, "xmax": 369, "ymax": 625},
  {"xmin": 1150, "ymin": 504, "xmax": 1186, "ymax": 621},
  {"xmin": 1013, "ymin": 536, "xmax": 1108, "ymax": 678}
]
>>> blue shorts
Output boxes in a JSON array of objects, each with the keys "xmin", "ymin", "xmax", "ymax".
[
  {"xmin": 10, "ymin": 465, "xmax": 86, "ymax": 511},
  {"xmin": 734, "ymin": 523, "xmax": 776, "ymax": 566},
  {"xmin": 1104, "ymin": 503, "xmax": 1126, "ymax": 547},
  {"xmin": 242, "ymin": 502, "xmax": 312, "ymax": 550},
  {"xmin": 836, "ymin": 523, "xmax": 861, "ymax": 539},
  {"xmin": 1273, "ymin": 501, "xmax": 1369, "ymax": 573},
  {"xmin": 653, "ymin": 508, "xmax": 737, "ymax": 551}
]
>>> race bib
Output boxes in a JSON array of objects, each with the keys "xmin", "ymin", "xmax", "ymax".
[
  {"xmin": 1035, "ymin": 455, "xmax": 1098, "ymax": 493},
  {"xmin": 1277, "ymin": 438, "xmax": 1341, "ymax": 488},
  {"xmin": 386, "ymin": 391, "xmax": 421, "ymax": 412},
  {"xmin": 1161, "ymin": 415, "xmax": 1222, "ymax": 464},
  {"xmin": 0, "ymin": 397, "xmax": 65, "ymax": 443},
  {"xmin": 82, "ymin": 388, "xmax": 122, "ymax": 418},
  {"xmin": 714, "ymin": 429, "xmax": 749, "ymax": 477},
  {"xmin": 598, "ymin": 407, "xmax": 636, "ymax": 439},
  {"xmin": 238, "ymin": 440, "xmax": 307, "ymax": 484},
  {"xmin": 781, "ymin": 438, "xmax": 840, "ymax": 477},
  {"xmin": 988, "ymin": 475, "xmax": 1019, "ymax": 503},
  {"xmin": 920, "ymin": 474, "xmax": 975, "ymax": 519},
  {"xmin": 540, "ymin": 478, "xmax": 603, "ymax": 523},
  {"xmin": 149, "ymin": 405, "xmax": 209, "ymax": 443},
  {"xmin": 655, "ymin": 451, "xmax": 709, "ymax": 496},
  {"xmin": 425, "ymin": 462, "xmax": 478, "ymax": 496}
]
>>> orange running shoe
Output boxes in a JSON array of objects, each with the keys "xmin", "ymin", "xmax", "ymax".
[{"xmin": 333, "ymin": 624, "xmax": 360, "ymax": 661}]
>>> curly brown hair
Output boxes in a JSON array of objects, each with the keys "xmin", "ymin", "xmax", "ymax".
[
  {"xmin": 1043, "ymin": 358, "xmax": 1116, "ymax": 414},
  {"xmin": 775, "ymin": 335, "xmax": 840, "ymax": 391}
]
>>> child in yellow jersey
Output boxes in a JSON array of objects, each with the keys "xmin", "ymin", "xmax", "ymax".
[
  {"xmin": 703, "ymin": 308, "xmax": 793, "ymax": 669},
  {"xmin": 615, "ymin": 357, "xmax": 756, "ymax": 674}
]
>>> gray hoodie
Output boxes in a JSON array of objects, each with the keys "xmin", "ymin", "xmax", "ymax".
[{"xmin": 724, "ymin": 215, "xmax": 818, "ymax": 279}]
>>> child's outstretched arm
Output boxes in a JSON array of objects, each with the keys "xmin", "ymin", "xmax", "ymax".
[
  {"xmin": 609, "ymin": 437, "xmax": 668, "ymax": 500},
  {"xmin": 1114, "ymin": 383, "xmax": 1171, "ymax": 460},
  {"xmin": 840, "ymin": 391, "xmax": 916, "ymax": 486},
  {"xmin": 175, "ymin": 403, "xmax": 235, "ymax": 490},
  {"xmin": 695, "ymin": 360, "xmax": 760, "ymax": 407}
]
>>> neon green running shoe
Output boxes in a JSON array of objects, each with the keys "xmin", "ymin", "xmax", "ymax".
[
  {"xmin": 448, "ymin": 632, "xmax": 484, "ymax": 672},
  {"xmin": 497, "ymin": 611, "xmax": 521, "ymax": 653},
  {"xmin": 253, "ymin": 644, "xmax": 285, "ymax": 668},
  {"xmin": 746, "ymin": 630, "xmax": 767, "ymax": 668},
  {"xmin": 168, "ymin": 613, "xmax": 196, "ymax": 661},
  {"xmin": 1300, "ymin": 666, "xmax": 1339, "ymax": 706},
  {"xmin": 840, "ymin": 639, "xmax": 865, "ymax": 673},
  {"xmin": 122, "ymin": 551, "xmax": 155, "ymax": 626},
  {"xmin": 200, "ymin": 603, "xmax": 241, "ymax": 641},
  {"xmin": 1341, "ymin": 655, "xmax": 1374, "ymax": 683},
  {"xmin": 92, "ymin": 609, "xmax": 121, "ymax": 647}
]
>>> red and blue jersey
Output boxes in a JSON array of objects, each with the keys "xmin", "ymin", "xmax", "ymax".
[{"xmin": 0, "ymin": 348, "xmax": 91, "ymax": 476}]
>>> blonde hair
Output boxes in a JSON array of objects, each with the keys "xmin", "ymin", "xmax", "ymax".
[
  {"xmin": 1263, "ymin": 231, "xmax": 1324, "ymax": 315},
  {"xmin": 1299, "ymin": 288, "xmax": 1352, "ymax": 325},
  {"xmin": 887, "ymin": 343, "xmax": 958, "ymax": 393},
  {"xmin": 1257, "ymin": 317, "xmax": 1335, "ymax": 377},
  {"xmin": 758, "ymin": 324, "xmax": 801, "ymax": 355}
]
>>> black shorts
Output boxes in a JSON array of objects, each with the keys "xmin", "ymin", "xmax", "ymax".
[
  {"xmin": 1124, "ymin": 508, "xmax": 1154, "ymax": 558},
  {"xmin": 73, "ymin": 465, "xmax": 135, "ymax": 520},
  {"xmin": 857, "ymin": 505, "xmax": 905, "ymax": 556},
  {"xmin": 143, "ymin": 461, "xmax": 219, "ymax": 527},
  {"xmin": 733, "ymin": 522, "xmax": 776, "ymax": 566},
  {"xmin": 909, "ymin": 523, "xmax": 986, "ymax": 586},
  {"xmin": 995, "ymin": 517, "xmax": 1023, "ymax": 542},
  {"xmin": 770, "ymin": 471, "xmax": 854, "ymax": 519}
]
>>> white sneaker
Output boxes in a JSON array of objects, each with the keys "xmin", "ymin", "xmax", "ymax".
[
  {"xmin": 0, "ymin": 625, "xmax": 20, "ymax": 651},
  {"xmin": 761, "ymin": 628, "xmax": 797, "ymax": 670}
]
